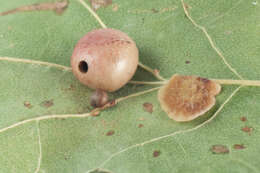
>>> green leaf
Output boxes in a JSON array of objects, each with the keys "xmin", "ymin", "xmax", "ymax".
[{"xmin": 0, "ymin": 0, "xmax": 259, "ymax": 173}]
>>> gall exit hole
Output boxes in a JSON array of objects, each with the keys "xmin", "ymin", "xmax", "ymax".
[{"xmin": 79, "ymin": 61, "xmax": 88, "ymax": 73}]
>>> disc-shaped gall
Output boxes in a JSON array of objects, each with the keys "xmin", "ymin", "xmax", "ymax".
[
  {"xmin": 158, "ymin": 74, "xmax": 221, "ymax": 122},
  {"xmin": 71, "ymin": 28, "xmax": 139, "ymax": 92}
]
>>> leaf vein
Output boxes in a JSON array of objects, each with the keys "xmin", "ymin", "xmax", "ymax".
[
  {"xmin": 34, "ymin": 121, "xmax": 42, "ymax": 173},
  {"xmin": 181, "ymin": 0, "xmax": 243, "ymax": 80},
  {"xmin": 0, "ymin": 56, "xmax": 72, "ymax": 71}
]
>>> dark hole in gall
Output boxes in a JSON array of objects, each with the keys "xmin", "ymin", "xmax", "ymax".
[{"xmin": 79, "ymin": 61, "xmax": 88, "ymax": 73}]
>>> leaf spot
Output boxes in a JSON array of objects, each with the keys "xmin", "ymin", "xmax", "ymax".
[
  {"xmin": 153, "ymin": 150, "xmax": 161, "ymax": 157},
  {"xmin": 138, "ymin": 124, "xmax": 144, "ymax": 128},
  {"xmin": 40, "ymin": 100, "xmax": 54, "ymax": 108},
  {"xmin": 240, "ymin": 116, "xmax": 247, "ymax": 122},
  {"xmin": 211, "ymin": 145, "xmax": 229, "ymax": 154},
  {"xmin": 233, "ymin": 144, "xmax": 246, "ymax": 150},
  {"xmin": 24, "ymin": 101, "xmax": 33, "ymax": 109},
  {"xmin": 89, "ymin": 0, "xmax": 112, "ymax": 11},
  {"xmin": 185, "ymin": 60, "xmax": 190, "ymax": 64},
  {"xmin": 106, "ymin": 130, "xmax": 115, "ymax": 136},
  {"xmin": 242, "ymin": 126, "xmax": 253, "ymax": 135},
  {"xmin": 112, "ymin": 3, "xmax": 118, "ymax": 11},
  {"xmin": 0, "ymin": 1, "xmax": 69, "ymax": 16},
  {"xmin": 143, "ymin": 102, "xmax": 153, "ymax": 113},
  {"xmin": 128, "ymin": 6, "xmax": 177, "ymax": 14}
]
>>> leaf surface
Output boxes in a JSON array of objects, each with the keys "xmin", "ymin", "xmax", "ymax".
[{"xmin": 0, "ymin": 0, "xmax": 260, "ymax": 172}]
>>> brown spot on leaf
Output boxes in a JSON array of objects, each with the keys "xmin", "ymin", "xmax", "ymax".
[
  {"xmin": 151, "ymin": 8, "xmax": 159, "ymax": 13},
  {"xmin": 40, "ymin": 100, "xmax": 54, "ymax": 108},
  {"xmin": 106, "ymin": 130, "xmax": 115, "ymax": 136},
  {"xmin": 128, "ymin": 6, "xmax": 177, "ymax": 14},
  {"xmin": 211, "ymin": 145, "xmax": 229, "ymax": 154},
  {"xmin": 242, "ymin": 126, "xmax": 253, "ymax": 135},
  {"xmin": 240, "ymin": 116, "xmax": 247, "ymax": 122},
  {"xmin": 184, "ymin": 3, "xmax": 191, "ymax": 10},
  {"xmin": 139, "ymin": 117, "xmax": 145, "ymax": 121},
  {"xmin": 158, "ymin": 74, "xmax": 221, "ymax": 121},
  {"xmin": 91, "ymin": 110, "xmax": 100, "ymax": 116},
  {"xmin": 24, "ymin": 101, "xmax": 33, "ymax": 109},
  {"xmin": 233, "ymin": 144, "xmax": 245, "ymax": 150},
  {"xmin": 138, "ymin": 124, "xmax": 144, "ymax": 128},
  {"xmin": 225, "ymin": 31, "xmax": 232, "ymax": 35},
  {"xmin": 153, "ymin": 150, "xmax": 161, "ymax": 157},
  {"xmin": 154, "ymin": 69, "xmax": 160, "ymax": 75},
  {"xmin": 112, "ymin": 3, "xmax": 118, "ymax": 11},
  {"xmin": 89, "ymin": 0, "xmax": 112, "ymax": 11},
  {"xmin": 185, "ymin": 60, "xmax": 190, "ymax": 64},
  {"xmin": 143, "ymin": 102, "xmax": 153, "ymax": 113},
  {"xmin": 0, "ymin": 1, "xmax": 68, "ymax": 16}
]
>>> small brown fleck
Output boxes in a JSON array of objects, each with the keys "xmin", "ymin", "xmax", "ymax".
[
  {"xmin": 89, "ymin": 0, "xmax": 112, "ymax": 11},
  {"xmin": 240, "ymin": 116, "xmax": 247, "ymax": 122},
  {"xmin": 40, "ymin": 100, "xmax": 53, "ymax": 108},
  {"xmin": 106, "ymin": 130, "xmax": 115, "ymax": 136},
  {"xmin": 233, "ymin": 144, "xmax": 245, "ymax": 150},
  {"xmin": 91, "ymin": 110, "xmax": 100, "ymax": 116},
  {"xmin": 211, "ymin": 145, "xmax": 229, "ymax": 154},
  {"xmin": 154, "ymin": 69, "xmax": 160, "ymax": 75},
  {"xmin": 225, "ymin": 31, "xmax": 232, "ymax": 35},
  {"xmin": 143, "ymin": 102, "xmax": 153, "ymax": 113},
  {"xmin": 197, "ymin": 77, "xmax": 210, "ymax": 83},
  {"xmin": 242, "ymin": 126, "xmax": 253, "ymax": 134},
  {"xmin": 68, "ymin": 84, "xmax": 74, "ymax": 90},
  {"xmin": 153, "ymin": 150, "xmax": 161, "ymax": 157},
  {"xmin": 184, "ymin": 3, "xmax": 191, "ymax": 10},
  {"xmin": 108, "ymin": 99, "xmax": 116, "ymax": 107},
  {"xmin": 151, "ymin": 8, "xmax": 159, "ymax": 13},
  {"xmin": 185, "ymin": 60, "xmax": 190, "ymax": 64},
  {"xmin": 138, "ymin": 124, "xmax": 144, "ymax": 128},
  {"xmin": 24, "ymin": 101, "xmax": 33, "ymax": 109},
  {"xmin": 112, "ymin": 3, "xmax": 118, "ymax": 11},
  {"xmin": 139, "ymin": 117, "xmax": 145, "ymax": 121}
]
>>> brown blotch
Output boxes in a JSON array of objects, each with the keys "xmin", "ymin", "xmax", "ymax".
[
  {"xmin": 158, "ymin": 74, "xmax": 221, "ymax": 122},
  {"xmin": 40, "ymin": 100, "xmax": 54, "ymax": 108},
  {"xmin": 153, "ymin": 150, "xmax": 161, "ymax": 157},
  {"xmin": 233, "ymin": 144, "xmax": 245, "ymax": 150},
  {"xmin": 240, "ymin": 116, "xmax": 247, "ymax": 122},
  {"xmin": 106, "ymin": 130, "xmax": 115, "ymax": 136},
  {"xmin": 0, "ymin": 1, "xmax": 68, "ymax": 16},
  {"xmin": 89, "ymin": 0, "xmax": 112, "ymax": 11},
  {"xmin": 24, "ymin": 101, "xmax": 33, "ymax": 109},
  {"xmin": 211, "ymin": 145, "xmax": 229, "ymax": 154},
  {"xmin": 138, "ymin": 124, "xmax": 144, "ymax": 128},
  {"xmin": 242, "ymin": 126, "xmax": 253, "ymax": 135},
  {"xmin": 143, "ymin": 102, "xmax": 153, "ymax": 113}
]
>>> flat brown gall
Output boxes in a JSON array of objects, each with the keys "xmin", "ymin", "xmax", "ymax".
[{"xmin": 158, "ymin": 74, "xmax": 221, "ymax": 122}]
